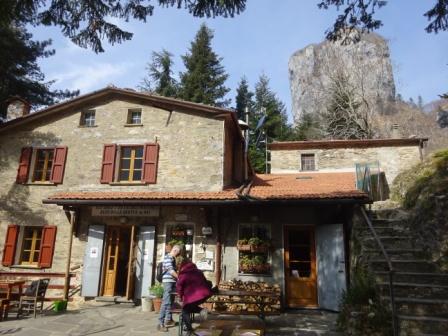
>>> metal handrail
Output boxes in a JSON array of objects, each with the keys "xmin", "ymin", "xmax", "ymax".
[{"xmin": 360, "ymin": 206, "xmax": 398, "ymax": 336}]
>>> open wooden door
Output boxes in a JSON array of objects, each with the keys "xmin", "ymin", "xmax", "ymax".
[
  {"xmin": 103, "ymin": 226, "xmax": 120, "ymax": 296},
  {"xmin": 284, "ymin": 225, "xmax": 318, "ymax": 308}
]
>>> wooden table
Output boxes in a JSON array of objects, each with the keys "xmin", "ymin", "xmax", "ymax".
[
  {"xmin": 0, "ymin": 280, "xmax": 25, "ymax": 320},
  {"xmin": 207, "ymin": 290, "xmax": 280, "ymax": 320},
  {"xmin": 196, "ymin": 319, "xmax": 265, "ymax": 336},
  {"xmin": 0, "ymin": 280, "xmax": 25, "ymax": 300}
]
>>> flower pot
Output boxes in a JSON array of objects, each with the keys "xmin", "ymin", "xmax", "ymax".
[
  {"xmin": 141, "ymin": 297, "xmax": 154, "ymax": 312},
  {"xmin": 237, "ymin": 244, "xmax": 251, "ymax": 251},
  {"xmin": 53, "ymin": 300, "xmax": 67, "ymax": 312},
  {"xmin": 152, "ymin": 297, "xmax": 162, "ymax": 313}
]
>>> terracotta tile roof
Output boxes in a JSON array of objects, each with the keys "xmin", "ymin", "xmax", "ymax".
[
  {"xmin": 268, "ymin": 138, "xmax": 428, "ymax": 150},
  {"xmin": 46, "ymin": 172, "xmax": 367, "ymax": 203}
]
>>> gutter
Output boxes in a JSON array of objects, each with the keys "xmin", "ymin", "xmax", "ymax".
[{"xmin": 42, "ymin": 197, "xmax": 370, "ymax": 206}]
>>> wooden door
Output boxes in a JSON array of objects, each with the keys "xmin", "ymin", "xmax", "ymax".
[
  {"xmin": 103, "ymin": 226, "xmax": 120, "ymax": 296},
  {"xmin": 284, "ymin": 226, "xmax": 318, "ymax": 308}
]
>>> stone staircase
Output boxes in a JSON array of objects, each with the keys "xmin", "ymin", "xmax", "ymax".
[{"xmin": 356, "ymin": 213, "xmax": 448, "ymax": 335}]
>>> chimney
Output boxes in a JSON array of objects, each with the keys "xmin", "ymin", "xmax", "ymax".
[
  {"xmin": 391, "ymin": 123, "xmax": 400, "ymax": 138},
  {"xmin": 6, "ymin": 97, "xmax": 31, "ymax": 120}
]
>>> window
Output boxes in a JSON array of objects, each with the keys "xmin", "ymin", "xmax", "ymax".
[
  {"xmin": 1, "ymin": 225, "xmax": 57, "ymax": 268},
  {"xmin": 127, "ymin": 109, "xmax": 142, "ymax": 125},
  {"xmin": 100, "ymin": 143, "xmax": 159, "ymax": 184},
  {"xmin": 20, "ymin": 227, "xmax": 42, "ymax": 265},
  {"xmin": 301, "ymin": 153, "xmax": 316, "ymax": 171},
  {"xmin": 16, "ymin": 146, "xmax": 68, "ymax": 184},
  {"xmin": 165, "ymin": 223, "xmax": 194, "ymax": 261},
  {"xmin": 33, "ymin": 149, "xmax": 54, "ymax": 182},
  {"xmin": 80, "ymin": 110, "xmax": 96, "ymax": 127},
  {"xmin": 238, "ymin": 223, "xmax": 271, "ymax": 275},
  {"xmin": 119, "ymin": 146, "xmax": 144, "ymax": 182}
]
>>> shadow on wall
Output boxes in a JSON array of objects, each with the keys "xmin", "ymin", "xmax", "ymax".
[{"xmin": 0, "ymin": 131, "xmax": 61, "ymax": 225}]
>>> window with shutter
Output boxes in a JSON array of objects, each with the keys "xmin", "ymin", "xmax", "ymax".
[
  {"xmin": 16, "ymin": 147, "xmax": 32, "ymax": 184},
  {"xmin": 143, "ymin": 143, "xmax": 159, "ymax": 183},
  {"xmin": 19, "ymin": 227, "xmax": 43, "ymax": 265},
  {"xmin": 50, "ymin": 146, "xmax": 68, "ymax": 184},
  {"xmin": 101, "ymin": 144, "xmax": 117, "ymax": 183},
  {"xmin": 2, "ymin": 225, "xmax": 19, "ymax": 266},
  {"xmin": 38, "ymin": 226, "xmax": 57, "ymax": 268}
]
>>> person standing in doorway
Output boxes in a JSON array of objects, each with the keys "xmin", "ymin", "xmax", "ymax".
[{"xmin": 157, "ymin": 244, "xmax": 181, "ymax": 332}]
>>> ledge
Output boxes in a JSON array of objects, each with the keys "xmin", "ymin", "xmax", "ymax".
[
  {"xmin": 78, "ymin": 125, "xmax": 98, "ymax": 128},
  {"xmin": 109, "ymin": 182, "xmax": 147, "ymax": 186},
  {"xmin": 124, "ymin": 124, "xmax": 143, "ymax": 127}
]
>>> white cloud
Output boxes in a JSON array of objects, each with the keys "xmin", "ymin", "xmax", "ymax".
[{"xmin": 49, "ymin": 62, "xmax": 134, "ymax": 93}]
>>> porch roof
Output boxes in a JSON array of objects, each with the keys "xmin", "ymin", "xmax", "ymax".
[{"xmin": 43, "ymin": 172, "xmax": 368, "ymax": 205}]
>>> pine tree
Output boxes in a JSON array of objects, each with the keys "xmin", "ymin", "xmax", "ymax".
[
  {"xmin": 0, "ymin": 24, "xmax": 78, "ymax": 119},
  {"xmin": 179, "ymin": 23, "xmax": 230, "ymax": 107},
  {"xmin": 417, "ymin": 95, "xmax": 424, "ymax": 110},
  {"xmin": 139, "ymin": 49, "xmax": 178, "ymax": 97},
  {"xmin": 235, "ymin": 77, "xmax": 254, "ymax": 120},
  {"xmin": 248, "ymin": 74, "xmax": 292, "ymax": 173}
]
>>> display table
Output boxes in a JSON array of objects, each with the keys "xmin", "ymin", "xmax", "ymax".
[{"xmin": 207, "ymin": 290, "xmax": 280, "ymax": 320}]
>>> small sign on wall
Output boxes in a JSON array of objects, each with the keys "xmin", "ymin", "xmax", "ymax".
[
  {"xmin": 90, "ymin": 247, "xmax": 99, "ymax": 258},
  {"xmin": 197, "ymin": 259, "xmax": 214, "ymax": 271},
  {"xmin": 92, "ymin": 206, "xmax": 160, "ymax": 217}
]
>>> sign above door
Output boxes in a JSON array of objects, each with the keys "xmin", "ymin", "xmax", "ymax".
[{"xmin": 92, "ymin": 206, "xmax": 160, "ymax": 217}]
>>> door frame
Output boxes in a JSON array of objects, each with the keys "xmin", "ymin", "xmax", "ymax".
[
  {"xmin": 100, "ymin": 225, "xmax": 136, "ymax": 298},
  {"xmin": 283, "ymin": 224, "xmax": 318, "ymax": 308}
]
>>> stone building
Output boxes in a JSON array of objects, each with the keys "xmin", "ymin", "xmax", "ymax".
[
  {"xmin": 0, "ymin": 87, "xmax": 369, "ymax": 311},
  {"xmin": 270, "ymin": 138, "xmax": 428, "ymax": 188}
]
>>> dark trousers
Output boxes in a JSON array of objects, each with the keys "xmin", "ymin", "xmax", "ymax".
[{"xmin": 181, "ymin": 301, "xmax": 203, "ymax": 331}]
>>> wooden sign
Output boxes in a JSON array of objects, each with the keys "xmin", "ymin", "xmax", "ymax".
[{"xmin": 92, "ymin": 206, "xmax": 160, "ymax": 217}]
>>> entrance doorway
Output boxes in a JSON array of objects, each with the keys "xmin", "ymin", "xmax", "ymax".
[
  {"xmin": 102, "ymin": 226, "xmax": 134, "ymax": 297},
  {"xmin": 284, "ymin": 225, "xmax": 318, "ymax": 308}
]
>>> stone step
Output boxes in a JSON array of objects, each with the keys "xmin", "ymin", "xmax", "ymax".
[
  {"xmin": 375, "ymin": 272, "xmax": 448, "ymax": 286},
  {"xmin": 378, "ymin": 282, "xmax": 448, "ymax": 300},
  {"xmin": 355, "ymin": 226, "xmax": 409, "ymax": 237},
  {"xmin": 361, "ymin": 236, "xmax": 415, "ymax": 249},
  {"xmin": 363, "ymin": 248, "xmax": 425, "ymax": 259},
  {"xmin": 369, "ymin": 260, "xmax": 436, "ymax": 273},
  {"xmin": 398, "ymin": 315, "xmax": 448, "ymax": 335},
  {"xmin": 371, "ymin": 218, "xmax": 408, "ymax": 227},
  {"xmin": 382, "ymin": 296, "xmax": 448, "ymax": 319}
]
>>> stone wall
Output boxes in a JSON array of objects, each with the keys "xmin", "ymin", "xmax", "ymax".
[
  {"xmin": 0, "ymin": 97, "xmax": 227, "ymax": 275},
  {"xmin": 271, "ymin": 145, "xmax": 422, "ymax": 185}
]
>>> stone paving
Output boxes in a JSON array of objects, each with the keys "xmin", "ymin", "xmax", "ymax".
[{"xmin": 0, "ymin": 303, "xmax": 342, "ymax": 336}]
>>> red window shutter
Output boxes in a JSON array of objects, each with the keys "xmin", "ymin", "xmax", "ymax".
[
  {"xmin": 50, "ymin": 146, "xmax": 68, "ymax": 184},
  {"xmin": 16, "ymin": 147, "xmax": 32, "ymax": 184},
  {"xmin": 100, "ymin": 144, "xmax": 117, "ymax": 183},
  {"xmin": 143, "ymin": 143, "xmax": 159, "ymax": 183},
  {"xmin": 2, "ymin": 225, "xmax": 18, "ymax": 266},
  {"xmin": 38, "ymin": 226, "xmax": 57, "ymax": 268}
]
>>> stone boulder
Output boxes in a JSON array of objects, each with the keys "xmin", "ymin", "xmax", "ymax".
[{"xmin": 289, "ymin": 32, "xmax": 396, "ymax": 123}]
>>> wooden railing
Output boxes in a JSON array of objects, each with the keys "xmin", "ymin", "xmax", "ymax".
[{"xmin": 0, "ymin": 271, "xmax": 77, "ymax": 302}]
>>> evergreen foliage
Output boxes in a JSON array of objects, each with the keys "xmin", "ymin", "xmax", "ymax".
[
  {"xmin": 0, "ymin": 0, "xmax": 246, "ymax": 53},
  {"xmin": 235, "ymin": 77, "xmax": 254, "ymax": 121},
  {"xmin": 0, "ymin": 23, "xmax": 78, "ymax": 119},
  {"xmin": 139, "ymin": 49, "xmax": 178, "ymax": 97},
  {"xmin": 179, "ymin": 23, "xmax": 230, "ymax": 107}
]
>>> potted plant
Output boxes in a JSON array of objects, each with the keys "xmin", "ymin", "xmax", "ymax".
[
  {"xmin": 149, "ymin": 283, "xmax": 164, "ymax": 313},
  {"xmin": 248, "ymin": 237, "xmax": 269, "ymax": 253},
  {"xmin": 237, "ymin": 238, "xmax": 251, "ymax": 251},
  {"xmin": 53, "ymin": 299, "xmax": 67, "ymax": 312}
]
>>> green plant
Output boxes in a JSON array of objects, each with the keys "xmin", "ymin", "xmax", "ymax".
[
  {"xmin": 248, "ymin": 237, "xmax": 263, "ymax": 246},
  {"xmin": 168, "ymin": 238, "xmax": 184, "ymax": 247},
  {"xmin": 149, "ymin": 283, "xmax": 164, "ymax": 298},
  {"xmin": 237, "ymin": 238, "xmax": 248, "ymax": 245}
]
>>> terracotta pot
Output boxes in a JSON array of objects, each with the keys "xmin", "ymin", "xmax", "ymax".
[
  {"xmin": 152, "ymin": 297, "xmax": 162, "ymax": 313},
  {"xmin": 237, "ymin": 244, "xmax": 251, "ymax": 251}
]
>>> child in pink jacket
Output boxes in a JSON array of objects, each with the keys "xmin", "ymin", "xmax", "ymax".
[{"xmin": 176, "ymin": 260, "xmax": 212, "ymax": 335}]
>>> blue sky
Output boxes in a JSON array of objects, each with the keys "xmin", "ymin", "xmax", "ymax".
[{"xmin": 33, "ymin": 0, "xmax": 447, "ymax": 121}]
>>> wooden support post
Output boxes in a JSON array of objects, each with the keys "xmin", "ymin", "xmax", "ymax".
[
  {"xmin": 215, "ymin": 208, "xmax": 222, "ymax": 286},
  {"xmin": 126, "ymin": 225, "xmax": 136, "ymax": 300},
  {"xmin": 64, "ymin": 209, "xmax": 76, "ymax": 301}
]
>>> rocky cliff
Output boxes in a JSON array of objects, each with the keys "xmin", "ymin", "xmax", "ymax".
[{"xmin": 289, "ymin": 32, "xmax": 396, "ymax": 123}]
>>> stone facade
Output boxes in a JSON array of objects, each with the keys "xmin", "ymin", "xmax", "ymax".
[
  {"xmin": 0, "ymin": 94, "xmax": 241, "ymax": 288},
  {"xmin": 271, "ymin": 145, "xmax": 423, "ymax": 185}
]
